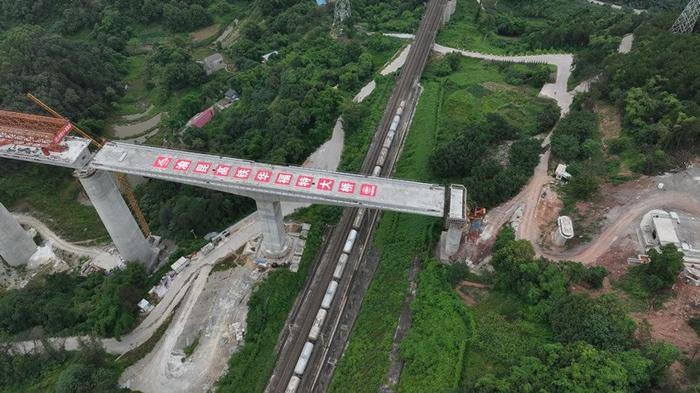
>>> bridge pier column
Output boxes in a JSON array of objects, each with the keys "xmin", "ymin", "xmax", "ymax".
[
  {"xmin": 443, "ymin": 184, "xmax": 467, "ymax": 259},
  {"xmin": 0, "ymin": 203, "xmax": 37, "ymax": 266},
  {"xmin": 256, "ymin": 198, "xmax": 290, "ymax": 258},
  {"xmin": 444, "ymin": 220, "xmax": 465, "ymax": 257},
  {"xmin": 75, "ymin": 168, "xmax": 156, "ymax": 267}
]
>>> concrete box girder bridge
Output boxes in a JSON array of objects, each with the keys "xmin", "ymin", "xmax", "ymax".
[{"xmin": 0, "ymin": 136, "xmax": 466, "ymax": 265}]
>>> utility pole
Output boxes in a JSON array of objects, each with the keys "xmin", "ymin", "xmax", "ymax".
[{"xmin": 671, "ymin": 0, "xmax": 700, "ymax": 34}]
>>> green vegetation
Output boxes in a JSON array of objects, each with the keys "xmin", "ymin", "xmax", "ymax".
[
  {"xmin": 0, "ymin": 162, "xmax": 109, "ymax": 243},
  {"xmin": 619, "ymin": 244, "xmax": 686, "ymax": 307},
  {"xmin": 183, "ymin": 335, "xmax": 200, "ymax": 358},
  {"xmin": 331, "ymin": 59, "xmax": 473, "ymax": 392},
  {"xmin": 0, "ymin": 264, "xmax": 148, "ymax": 338},
  {"xmin": 398, "ymin": 261, "xmax": 475, "ymax": 393},
  {"xmin": 1, "ymin": 339, "xmax": 128, "ymax": 393},
  {"xmin": 350, "ymin": 0, "xmax": 423, "ymax": 32},
  {"xmin": 464, "ymin": 230, "xmax": 681, "ymax": 392},
  {"xmin": 216, "ymin": 205, "xmax": 341, "ymax": 393},
  {"xmin": 593, "ymin": 20, "xmax": 700, "ymax": 173},
  {"xmin": 136, "ymin": 180, "xmax": 255, "ymax": 241},
  {"xmin": 439, "ymin": 0, "xmax": 640, "ymax": 62},
  {"xmin": 424, "ymin": 55, "xmax": 559, "ymax": 208}
]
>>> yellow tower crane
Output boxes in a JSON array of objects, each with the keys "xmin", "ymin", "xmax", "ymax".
[{"xmin": 26, "ymin": 93, "xmax": 152, "ymax": 237}]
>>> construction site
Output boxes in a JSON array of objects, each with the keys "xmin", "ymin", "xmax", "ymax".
[{"xmin": 1, "ymin": 0, "xmax": 700, "ymax": 392}]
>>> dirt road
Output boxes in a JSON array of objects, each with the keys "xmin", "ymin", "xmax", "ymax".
[{"xmin": 547, "ymin": 192, "xmax": 700, "ymax": 264}]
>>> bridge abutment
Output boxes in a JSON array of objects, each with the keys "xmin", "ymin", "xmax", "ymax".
[
  {"xmin": 256, "ymin": 198, "xmax": 290, "ymax": 258},
  {"xmin": 75, "ymin": 168, "xmax": 156, "ymax": 267},
  {"xmin": 0, "ymin": 203, "xmax": 37, "ymax": 266}
]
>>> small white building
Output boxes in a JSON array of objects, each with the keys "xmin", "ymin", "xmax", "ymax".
[
  {"xmin": 261, "ymin": 50, "xmax": 278, "ymax": 63},
  {"xmin": 552, "ymin": 216, "xmax": 574, "ymax": 246},
  {"xmin": 202, "ymin": 53, "xmax": 226, "ymax": 75},
  {"xmin": 137, "ymin": 299, "xmax": 154, "ymax": 313},
  {"xmin": 555, "ymin": 163, "xmax": 571, "ymax": 181},
  {"xmin": 171, "ymin": 256, "xmax": 190, "ymax": 273}
]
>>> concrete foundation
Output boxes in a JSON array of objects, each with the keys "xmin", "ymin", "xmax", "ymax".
[
  {"xmin": 76, "ymin": 168, "xmax": 156, "ymax": 266},
  {"xmin": 0, "ymin": 203, "xmax": 37, "ymax": 266},
  {"xmin": 255, "ymin": 199, "xmax": 290, "ymax": 258}
]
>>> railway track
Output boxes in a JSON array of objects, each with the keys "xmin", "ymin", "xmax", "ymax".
[{"xmin": 265, "ymin": 2, "xmax": 447, "ymax": 392}]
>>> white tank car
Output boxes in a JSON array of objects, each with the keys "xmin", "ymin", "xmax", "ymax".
[
  {"xmin": 333, "ymin": 254, "xmax": 348, "ymax": 280},
  {"xmin": 389, "ymin": 121, "xmax": 398, "ymax": 132},
  {"xmin": 343, "ymin": 229, "xmax": 358, "ymax": 254},
  {"xmin": 352, "ymin": 209, "xmax": 365, "ymax": 229},
  {"xmin": 396, "ymin": 101, "xmax": 406, "ymax": 116},
  {"xmin": 386, "ymin": 131, "xmax": 395, "ymax": 146},
  {"xmin": 382, "ymin": 134, "xmax": 393, "ymax": 149},
  {"xmin": 321, "ymin": 280, "xmax": 338, "ymax": 309},
  {"xmin": 372, "ymin": 165, "xmax": 381, "ymax": 176},
  {"xmin": 294, "ymin": 342, "xmax": 314, "ymax": 375},
  {"xmin": 376, "ymin": 147, "xmax": 389, "ymax": 167},
  {"xmin": 285, "ymin": 376, "xmax": 301, "ymax": 393},
  {"xmin": 308, "ymin": 308, "xmax": 328, "ymax": 342}
]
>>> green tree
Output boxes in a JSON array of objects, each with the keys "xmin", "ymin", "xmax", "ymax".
[
  {"xmin": 550, "ymin": 294, "xmax": 636, "ymax": 350},
  {"xmin": 641, "ymin": 244, "xmax": 685, "ymax": 292}
]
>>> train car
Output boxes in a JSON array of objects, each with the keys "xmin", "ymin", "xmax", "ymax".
[
  {"xmin": 389, "ymin": 115, "xmax": 401, "ymax": 132},
  {"xmin": 385, "ymin": 131, "xmax": 395, "ymax": 146},
  {"xmin": 352, "ymin": 209, "xmax": 365, "ymax": 229},
  {"xmin": 285, "ymin": 376, "xmax": 301, "ymax": 393},
  {"xmin": 321, "ymin": 280, "xmax": 338, "ymax": 309},
  {"xmin": 308, "ymin": 308, "xmax": 328, "ymax": 342},
  {"xmin": 376, "ymin": 147, "xmax": 389, "ymax": 167},
  {"xmin": 343, "ymin": 229, "xmax": 358, "ymax": 254},
  {"xmin": 333, "ymin": 254, "xmax": 348, "ymax": 280},
  {"xmin": 396, "ymin": 101, "xmax": 406, "ymax": 116},
  {"xmin": 372, "ymin": 165, "xmax": 381, "ymax": 176},
  {"xmin": 294, "ymin": 342, "xmax": 315, "ymax": 375},
  {"xmin": 382, "ymin": 134, "xmax": 393, "ymax": 149}
]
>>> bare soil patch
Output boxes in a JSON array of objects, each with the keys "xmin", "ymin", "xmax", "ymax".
[
  {"xmin": 456, "ymin": 280, "xmax": 489, "ymax": 306},
  {"xmin": 594, "ymin": 101, "xmax": 622, "ymax": 141},
  {"xmin": 632, "ymin": 282, "xmax": 700, "ymax": 356},
  {"xmin": 190, "ymin": 24, "xmax": 220, "ymax": 42}
]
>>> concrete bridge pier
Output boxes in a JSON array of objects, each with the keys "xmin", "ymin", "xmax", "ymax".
[
  {"xmin": 0, "ymin": 202, "xmax": 37, "ymax": 266},
  {"xmin": 255, "ymin": 198, "xmax": 290, "ymax": 258},
  {"xmin": 443, "ymin": 184, "xmax": 468, "ymax": 259},
  {"xmin": 445, "ymin": 220, "xmax": 465, "ymax": 257},
  {"xmin": 75, "ymin": 168, "xmax": 156, "ymax": 267}
]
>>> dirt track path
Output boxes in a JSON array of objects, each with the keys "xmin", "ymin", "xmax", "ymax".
[{"xmin": 547, "ymin": 192, "xmax": 700, "ymax": 264}]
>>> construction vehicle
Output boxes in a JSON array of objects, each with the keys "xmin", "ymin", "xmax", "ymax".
[
  {"xmin": 0, "ymin": 94, "xmax": 151, "ymax": 236},
  {"xmin": 466, "ymin": 207, "xmax": 487, "ymax": 242}
]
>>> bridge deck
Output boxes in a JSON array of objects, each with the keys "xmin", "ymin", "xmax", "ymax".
[
  {"xmin": 0, "ymin": 137, "xmax": 92, "ymax": 169},
  {"xmin": 91, "ymin": 142, "xmax": 446, "ymax": 217}
]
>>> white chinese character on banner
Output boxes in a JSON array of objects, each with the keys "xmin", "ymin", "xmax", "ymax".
[
  {"xmin": 296, "ymin": 176, "xmax": 313, "ymax": 188},
  {"xmin": 153, "ymin": 156, "xmax": 171, "ymax": 169},
  {"xmin": 360, "ymin": 184, "xmax": 377, "ymax": 197},
  {"xmin": 174, "ymin": 160, "xmax": 191, "ymax": 171},
  {"xmin": 255, "ymin": 170, "xmax": 272, "ymax": 182},
  {"xmin": 194, "ymin": 162, "xmax": 211, "ymax": 173},
  {"xmin": 276, "ymin": 173, "xmax": 293, "ymax": 185},
  {"xmin": 215, "ymin": 165, "xmax": 231, "ymax": 176},
  {"xmin": 338, "ymin": 181, "xmax": 355, "ymax": 194},
  {"xmin": 317, "ymin": 178, "xmax": 334, "ymax": 191},
  {"xmin": 234, "ymin": 167, "xmax": 251, "ymax": 179}
]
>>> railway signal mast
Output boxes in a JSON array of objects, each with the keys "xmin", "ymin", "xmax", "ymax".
[{"xmin": 671, "ymin": 0, "xmax": 700, "ymax": 34}]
